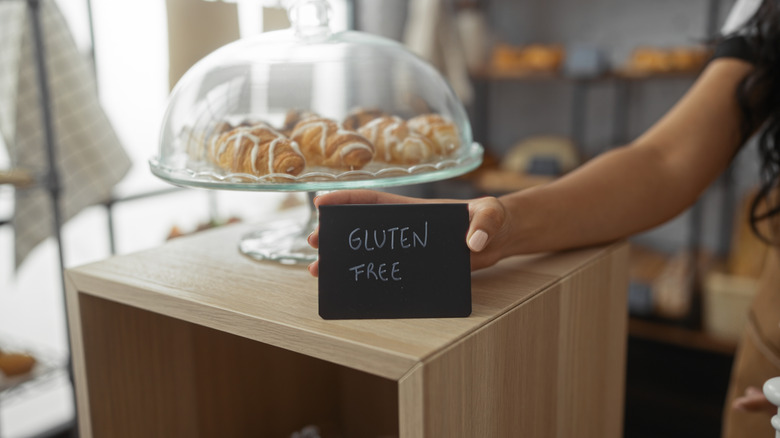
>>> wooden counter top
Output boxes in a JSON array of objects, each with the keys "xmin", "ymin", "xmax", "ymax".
[{"xmin": 67, "ymin": 223, "xmax": 623, "ymax": 380}]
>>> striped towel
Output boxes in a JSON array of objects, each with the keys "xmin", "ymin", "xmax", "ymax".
[{"xmin": 0, "ymin": 0, "xmax": 131, "ymax": 269}]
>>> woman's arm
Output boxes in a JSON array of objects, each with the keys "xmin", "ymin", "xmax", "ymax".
[
  {"xmin": 490, "ymin": 58, "xmax": 754, "ymax": 258},
  {"xmin": 309, "ymin": 57, "xmax": 755, "ymax": 274}
]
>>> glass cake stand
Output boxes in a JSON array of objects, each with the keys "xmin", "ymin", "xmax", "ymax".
[
  {"xmin": 150, "ymin": 143, "xmax": 483, "ymax": 265},
  {"xmin": 151, "ymin": 0, "xmax": 482, "ymax": 265}
]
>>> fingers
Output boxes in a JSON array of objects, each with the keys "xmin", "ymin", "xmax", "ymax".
[
  {"xmin": 466, "ymin": 197, "xmax": 506, "ymax": 253},
  {"xmin": 307, "ymin": 226, "xmax": 319, "ymax": 249},
  {"xmin": 308, "ymin": 260, "xmax": 319, "ymax": 277},
  {"xmin": 313, "ymin": 189, "xmax": 424, "ymax": 207},
  {"xmin": 732, "ymin": 386, "xmax": 776, "ymax": 413}
]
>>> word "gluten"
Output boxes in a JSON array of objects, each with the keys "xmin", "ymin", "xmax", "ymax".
[{"xmin": 347, "ymin": 222, "xmax": 429, "ymax": 282}]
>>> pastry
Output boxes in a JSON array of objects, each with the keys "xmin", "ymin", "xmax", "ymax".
[
  {"xmin": 290, "ymin": 117, "xmax": 374, "ymax": 169},
  {"xmin": 628, "ymin": 47, "xmax": 672, "ymax": 73},
  {"xmin": 280, "ymin": 109, "xmax": 318, "ymax": 136},
  {"xmin": 183, "ymin": 121, "xmax": 234, "ymax": 162},
  {"xmin": 341, "ymin": 107, "xmax": 387, "ymax": 131},
  {"xmin": 406, "ymin": 114, "xmax": 461, "ymax": 155},
  {"xmin": 209, "ymin": 123, "xmax": 306, "ymax": 176},
  {"xmin": 491, "ymin": 43, "xmax": 565, "ymax": 73},
  {"xmin": 0, "ymin": 352, "xmax": 36, "ymax": 377},
  {"xmin": 522, "ymin": 44, "xmax": 565, "ymax": 71},
  {"xmin": 358, "ymin": 116, "xmax": 438, "ymax": 164}
]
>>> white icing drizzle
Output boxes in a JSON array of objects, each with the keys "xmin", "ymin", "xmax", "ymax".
[
  {"xmin": 293, "ymin": 119, "xmax": 332, "ymax": 156},
  {"xmin": 215, "ymin": 125, "xmax": 304, "ymax": 175},
  {"xmin": 411, "ymin": 121, "xmax": 432, "ymax": 135},
  {"xmin": 359, "ymin": 117, "xmax": 388, "ymax": 140},
  {"xmin": 266, "ymin": 137, "xmax": 282, "ymax": 174},
  {"xmin": 289, "ymin": 140, "xmax": 303, "ymax": 157},
  {"xmin": 381, "ymin": 120, "xmax": 404, "ymax": 161},
  {"xmin": 339, "ymin": 142, "xmax": 373, "ymax": 158}
]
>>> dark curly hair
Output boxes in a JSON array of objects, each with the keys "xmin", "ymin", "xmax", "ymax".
[{"xmin": 733, "ymin": 0, "xmax": 780, "ymax": 242}]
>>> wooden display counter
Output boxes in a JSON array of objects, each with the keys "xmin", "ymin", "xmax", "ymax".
[{"xmin": 65, "ymin": 223, "xmax": 629, "ymax": 437}]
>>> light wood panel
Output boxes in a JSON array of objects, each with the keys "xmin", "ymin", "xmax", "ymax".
[
  {"xmin": 400, "ymin": 242, "xmax": 629, "ymax": 437},
  {"xmin": 64, "ymin": 273, "xmax": 93, "ymax": 438},
  {"xmin": 78, "ymin": 294, "xmax": 199, "ymax": 438},
  {"xmin": 419, "ymin": 286, "xmax": 561, "ymax": 437},
  {"xmin": 76, "ymin": 294, "xmax": 398, "ymax": 437},
  {"xmin": 554, "ymin": 243, "xmax": 629, "ymax": 438}
]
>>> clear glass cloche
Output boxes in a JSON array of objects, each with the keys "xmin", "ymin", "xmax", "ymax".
[
  {"xmin": 151, "ymin": 0, "xmax": 482, "ymax": 192},
  {"xmin": 150, "ymin": 0, "xmax": 482, "ymax": 264}
]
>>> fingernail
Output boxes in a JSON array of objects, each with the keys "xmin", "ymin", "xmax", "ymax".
[
  {"xmin": 307, "ymin": 231, "xmax": 314, "ymax": 244},
  {"xmin": 468, "ymin": 230, "xmax": 488, "ymax": 252}
]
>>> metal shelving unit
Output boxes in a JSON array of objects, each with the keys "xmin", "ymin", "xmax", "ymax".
[{"xmin": 0, "ymin": 1, "xmax": 190, "ymax": 436}]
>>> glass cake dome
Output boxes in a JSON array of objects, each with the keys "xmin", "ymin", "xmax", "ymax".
[{"xmin": 150, "ymin": 0, "xmax": 482, "ymax": 263}]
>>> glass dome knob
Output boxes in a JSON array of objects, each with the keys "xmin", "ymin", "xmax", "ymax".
[{"xmin": 287, "ymin": 0, "xmax": 332, "ymax": 37}]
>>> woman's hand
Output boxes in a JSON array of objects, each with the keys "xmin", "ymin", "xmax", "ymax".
[
  {"xmin": 732, "ymin": 386, "xmax": 777, "ymax": 414},
  {"xmin": 306, "ymin": 189, "xmax": 511, "ymax": 277}
]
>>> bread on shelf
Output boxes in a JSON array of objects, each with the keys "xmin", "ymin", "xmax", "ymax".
[
  {"xmin": 490, "ymin": 43, "xmax": 565, "ymax": 74},
  {"xmin": 623, "ymin": 46, "xmax": 710, "ymax": 75},
  {"xmin": 0, "ymin": 351, "xmax": 36, "ymax": 377}
]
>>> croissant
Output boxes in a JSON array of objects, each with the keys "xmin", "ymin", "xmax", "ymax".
[
  {"xmin": 182, "ymin": 120, "xmax": 233, "ymax": 162},
  {"xmin": 280, "ymin": 109, "xmax": 318, "ymax": 137},
  {"xmin": 290, "ymin": 117, "xmax": 374, "ymax": 169},
  {"xmin": 209, "ymin": 123, "xmax": 306, "ymax": 176},
  {"xmin": 407, "ymin": 114, "xmax": 461, "ymax": 156},
  {"xmin": 341, "ymin": 107, "xmax": 387, "ymax": 131},
  {"xmin": 358, "ymin": 116, "xmax": 438, "ymax": 165}
]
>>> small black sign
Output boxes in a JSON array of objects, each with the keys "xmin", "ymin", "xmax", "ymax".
[{"xmin": 318, "ymin": 203, "xmax": 472, "ymax": 320}]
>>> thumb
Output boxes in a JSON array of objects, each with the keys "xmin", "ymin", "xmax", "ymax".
[{"xmin": 467, "ymin": 197, "xmax": 505, "ymax": 252}]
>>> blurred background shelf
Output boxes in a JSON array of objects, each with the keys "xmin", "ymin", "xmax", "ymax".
[{"xmin": 628, "ymin": 317, "xmax": 737, "ymax": 355}]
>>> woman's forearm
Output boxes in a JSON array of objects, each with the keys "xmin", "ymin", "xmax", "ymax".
[
  {"xmin": 494, "ymin": 58, "xmax": 754, "ymax": 257},
  {"xmin": 497, "ymin": 144, "xmax": 715, "ymax": 256}
]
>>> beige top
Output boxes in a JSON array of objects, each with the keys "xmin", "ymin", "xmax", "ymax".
[{"xmin": 750, "ymin": 236, "xmax": 780, "ymax": 361}]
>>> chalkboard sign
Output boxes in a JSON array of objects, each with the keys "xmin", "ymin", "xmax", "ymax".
[{"xmin": 318, "ymin": 203, "xmax": 472, "ymax": 320}]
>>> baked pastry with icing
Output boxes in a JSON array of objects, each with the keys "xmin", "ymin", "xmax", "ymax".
[
  {"xmin": 291, "ymin": 117, "xmax": 374, "ymax": 169},
  {"xmin": 341, "ymin": 107, "xmax": 387, "ymax": 131},
  {"xmin": 183, "ymin": 120, "xmax": 234, "ymax": 162},
  {"xmin": 358, "ymin": 116, "xmax": 438, "ymax": 165},
  {"xmin": 280, "ymin": 109, "xmax": 318, "ymax": 136},
  {"xmin": 407, "ymin": 114, "xmax": 461, "ymax": 156},
  {"xmin": 209, "ymin": 123, "xmax": 306, "ymax": 176}
]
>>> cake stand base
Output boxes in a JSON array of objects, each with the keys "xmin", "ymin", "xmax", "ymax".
[{"xmin": 238, "ymin": 192, "xmax": 319, "ymax": 265}]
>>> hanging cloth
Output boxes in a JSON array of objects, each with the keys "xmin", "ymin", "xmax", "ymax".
[{"xmin": 0, "ymin": 0, "xmax": 131, "ymax": 268}]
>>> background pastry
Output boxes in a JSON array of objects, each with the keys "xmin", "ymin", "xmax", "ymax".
[
  {"xmin": 280, "ymin": 109, "xmax": 318, "ymax": 136},
  {"xmin": 291, "ymin": 117, "xmax": 374, "ymax": 169},
  {"xmin": 358, "ymin": 116, "xmax": 438, "ymax": 164},
  {"xmin": 407, "ymin": 114, "xmax": 461, "ymax": 156},
  {"xmin": 341, "ymin": 107, "xmax": 387, "ymax": 131}
]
